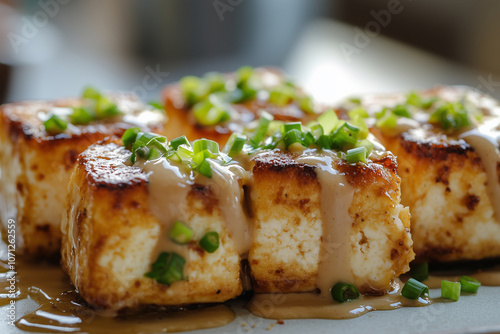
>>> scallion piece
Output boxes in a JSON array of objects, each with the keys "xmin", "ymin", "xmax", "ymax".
[
  {"xmin": 169, "ymin": 221, "xmax": 193, "ymax": 244},
  {"xmin": 376, "ymin": 111, "xmax": 397, "ymax": 129},
  {"xmin": 283, "ymin": 129, "xmax": 303, "ymax": 149},
  {"xmin": 199, "ymin": 231, "xmax": 219, "ymax": 253},
  {"xmin": 122, "ymin": 127, "xmax": 141, "ymax": 150},
  {"xmin": 401, "ymin": 278, "xmax": 429, "ymax": 300},
  {"xmin": 223, "ymin": 133, "xmax": 246, "ymax": 156},
  {"xmin": 410, "ymin": 262, "xmax": 429, "ymax": 282},
  {"xmin": 95, "ymin": 97, "xmax": 121, "ymax": 119},
  {"xmin": 282, "ymin": 122, "xmax": 302, "ymax": 134},
  {"xmin": 355, "ymin": 139, "xmax": 373, "ymax": 158},
  {"xmin": 331, "ymin": 282, "xmax": 360, "ymax": 303},
  {"xmin": 82, "ymin": 86, "xmax": 101, "ymax": 100},
  {"xmin": 348, "ymin": 107, "xmax": 369, "ymax": 119},
  {"xmin": 460, "ymin": 276, "xmax": 481, "ymax": 293},
  {"xmin": 252, "ymin": 111, "xmax": 274, "ymax": 145},
  {"xmin": 316, "ymin": 134, "xmax": 331, "ymax": 149},
  {"xmin": 204, "ymin": 72, "xmax": 226, "ymax": 93},
  {"xmin": 180, "ymin": 76, "xmax": 207, "ymax": 107},
  {"xmin": 145, "ymin": 252, "xmax": 186, "ymax": 286},
  {"xmin": 70, "ymin": 107, "xmax": 94, "ymax": 124},
  {"xmin": 196, "ymin": 159, "xmax": 212, "ymax": 178},
  {"xmin": 392, "ymin": 104, "xmax": 411, "ymax": 118},
  {"xmin": 193, "ymin": 138, "xmax": 219, "ymax": 155},
  {"xmin": 170, "ymin": 136, "xmax": 190, "ymax": 150},
  {"xmin": 44, "ymin": 114, "xmax": 68, "ymax": 134},
  {"xmin": 318, "ymin": 109, "xmax": 339, "ymax": 135},
  {"xmin": 148, "ymin": 101, "xmax": 165, "ymax": 110},
  {"xmin": 346, "ymin": 147, "xmax": 367, "ymax": 163},
  {"xmin": 193, "ymin": 99, "xmax": 230, "ymax": 126},
  {"xmin": 330, "ymin": 122, "xmax": 359, "ymax": 150},
  {"xmin": 298, "ymin": 96, "xmax": 314, "ymax": 114},
  {"xmin": 441, "ymin": 280, "xmax": 461, "ymax": 301},
  {"xmin": 269, "ymin": 85, "xmax": 295, "ymax": 107}
]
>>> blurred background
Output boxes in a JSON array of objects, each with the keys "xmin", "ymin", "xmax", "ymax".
[{"xmin": 0, "ymin": 0, "xmax": 499, "ymax": 105}]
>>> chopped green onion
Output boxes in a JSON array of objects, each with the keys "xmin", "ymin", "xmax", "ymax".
[
  {"xmin": 283, "ymin": 129, "xmax": 304, "ymax": 149},
  {"xmin": 298, "ymin": 96, "xmax": 314, "ymax": 114},
  {"xmin": 252, "ymin": 111, "xmax": 274, "ymax": 145},
  {"xmin": 224, "ymin": 133, "xmax": 247, "ymax": 156},
  {"xmin": 170, "ymin": 136, "xmax": 190, "ymax": 150},
  {"xmin": 460, "ymin": 276, "xmax": 481, "ymax": 293},
  {"xmin": 441, "ymin": 280, "xmax": 460, "ymax": 301},
  {"xmin": 318, "ymin": 109, "xmax": 339, "ymax": 135},
  {"xmin": 346, "ymin": 147, "xmax": 367, "ymax": 163},
  {"xmin": 199, "ymin": 231, "xmax": 219, "ymax": 253},
  {"xmin": 331, "ymin": 282, "xmax": 360, "ymax": 303},
  {"xmin": 148, "ymin": 101, "xmax": 164, "ymax": 110},
  {"xmin": 429, "ymin": 102, "xmax": 471, "ymax": 131},
  {"xmin": 236, "ymin": 66, "xmax": 253, "ymax": 84},
  {"xmin": 196, "ymin": 159, "xmax": 212, "ymax": 178},
  {"xmin": 410, "ymin": 262, "xmax": 429, "ymax": 282},
  {"xmin": 145, "ymin": 252, "xmax": 186, "ymax": 286},
  {"xmin": 376, "ymin": 110, "xmax": 398, "ymax": 129},
  {"xmin": 169, "ymin": 221, "xmax": 193, "ymax": 244},
  {"xmin": 70, "ymin": 107, "xmax": 94, "ymax": 124},
  {"xmin": 355, "ymin": 139, "xmax": 373, "ymax": 157},
  {"xmin": 392, "ymin": 104, "xmax": 411, "ymax": 118},
  {"xmin": 282, "ymin": 122, "xmax": 302, "ymax": 134},
  {"xmin": 406, "ymin": 91, "xmax": 437, "ymax": 109},
  {"xmin": 348, "ymin": 107, "xmax": 369, "ymax": 119},
  {"xmin": 147, "ymin": 147, "xmax": 163, "ymax": 160},
  {"xmin": 269, "ymin": 85, "xmax": 295, "ymax": 107},
  {"xmin": 316, "ymin": 134, "xmax": 331, "ymax": 149},
  {"xmin": 122, "ymin": 127, "xmax": 141, "ymax": 150},
  {"xmin": 82, "ymin": 86, "xmax": 101, "ymax": 100},
  {"xmin": 330, "ymin": 122, "xmax": 359, "ymax": 150},
  {"xmin": 193, "ymin": 138, "xmax": 219, "ymax": 155},
  {"xmin": 192, "ymin": 99, "xmax": 230, "ymax": 126},
  {"xmin": 401, "ymin": 278, "xmax": 429, "ymax": 299},
  {"xmin": 180, "ymin": 76, "xmax": 207, "ymax": 107},
  {"xmin": 204, "ymin": 72, "xmax": 226, "ymax": 93},
  {"xmin": 44, "ymin": 114, "xmax": 68, "ymax": 134},
  {"xmin": 94, "ymin": 97, "xmax": 121, "ymax": 119}
]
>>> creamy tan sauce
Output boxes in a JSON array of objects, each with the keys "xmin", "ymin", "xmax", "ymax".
[
  {"xmin": 459, "ymin": 118, "xmax": 500, "ymax": 221},
  {"xmin": 296, "ymin": 151, "xmax": 355, "ymax": 297},
  {"xmin": 0, "ymin": 258, "xmax": 234, "ymax": 333},
  {"xmin": 198, "ymin": 161, "xmax": 252, "ymax": 255},
  {"xmin": 247, "ymin": 280, "xmax": 430, "ymax": 320},
  {"xmin": 138, "ymin": 158, "xmax": 194, "ymax": 262}
]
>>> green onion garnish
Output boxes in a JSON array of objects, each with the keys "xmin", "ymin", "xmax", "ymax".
[
  {"xmin": 269, "ymin": 85, "xmax": 295, "ymax": 107},
  {"xmin": 223, "ymin": 133, "xmax": 247, "ymax": 156},
  {"xmin": 82, "ymin": 86, "xmax": 101, "ymax": 100},
  {"xmin": 180, "ymin": 76, "xmax": 207, "ymax": 107},
  {"xmin": 331, "ymin": 282, "xmax": 360, "ymax": 303},
  {"xmin": 429, "ymin": 102, "xmax": 471, "ymax": 131},
  {"xmin": 199, "ymin": 231, "xmax": 219, "ymax": 253},
  {"xmin": 70, "ymin": 107, "xmax": 94, "ymax": 124},
  {"xmin": 401, "ymin": 278, "xmax": 429, "ymax": 299},
  {"xmin": 441, "ymin": 280, "xmax": 460, "ymax": 301},
  {"xmin": 148, "ymin": 101, "xmax": 165, "ymax": 110},
  {"xmin": 170, "ymin": 136, "xmax": 190, "ymax": 150},
  {"xmin": 410, "ymin": 262, "xmax": 429, "ymax": 282},
  {"xmin": 346, "ymin": 146, "xmax": 367, "ymax": 163},
  {"xmin": 283, "ymin": 129, "xmax": 304, "ymax": 149},
  {"xmin": 460, "ymin": 276, "xmax": 481, "ymax": 293},
  {"xmin": 330, "ymin": 122, "xmax": 359, "ymax": 150},
  {"xmin": 122, "ymin": 127, "xmax": 141, "ymax": 150},
  {"xmin": 282, "ymin": 122, "xmax": 302, "ymax": 134},
  {"xmin": 298, "ymin": 96, "xmax": 314, "ymax": 114},
  {"xmin": 375, "ymin": 109, "xmax": 398, "ymax": 129},
  {"xmin": 193, "ymin": 99, "xmax": 231, "ymax": 126},
  {"xmin": 348, "ymin": 107, "xmax": 369, "ymax": 120},
  {"xmin": 392, "ymin": 104, "xmax": 411, "ymax": 118},
  {"xmin": 145, "ymin": 252, "xmax": 186, "ymax": 286},
  {"xmin": 252, "ymin": 111, "xmax": 274, "ymax": 145},
  {"xmin": 43, "ymin": 114, "xmax": 68, "ymax": 134},
  {"xmin": 169, "ymin": 221, "xmax": 193, "ymax": 244},
  {"xmin": 317, "ymin": 109, "xmax": 339, "ymax": 135}
]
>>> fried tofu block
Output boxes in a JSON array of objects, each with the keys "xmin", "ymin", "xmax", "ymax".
[
  {"xmin": 61, "ymin": 142, "xmax": 242, "ymax": 312},
  {"xmin": 248, "ymin": 151, "xmax": 413, "ymax": 295},
  {"xmin": 352, "ymin": 86, "xmax": 500, "ymax": 262},
  {"xmin": 162, "ymin": 68, "xmax": 319, "ymax": 144},
  {"xmin": 0, "ymin": 96, "xmax": 166, "ymax": 258}
]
